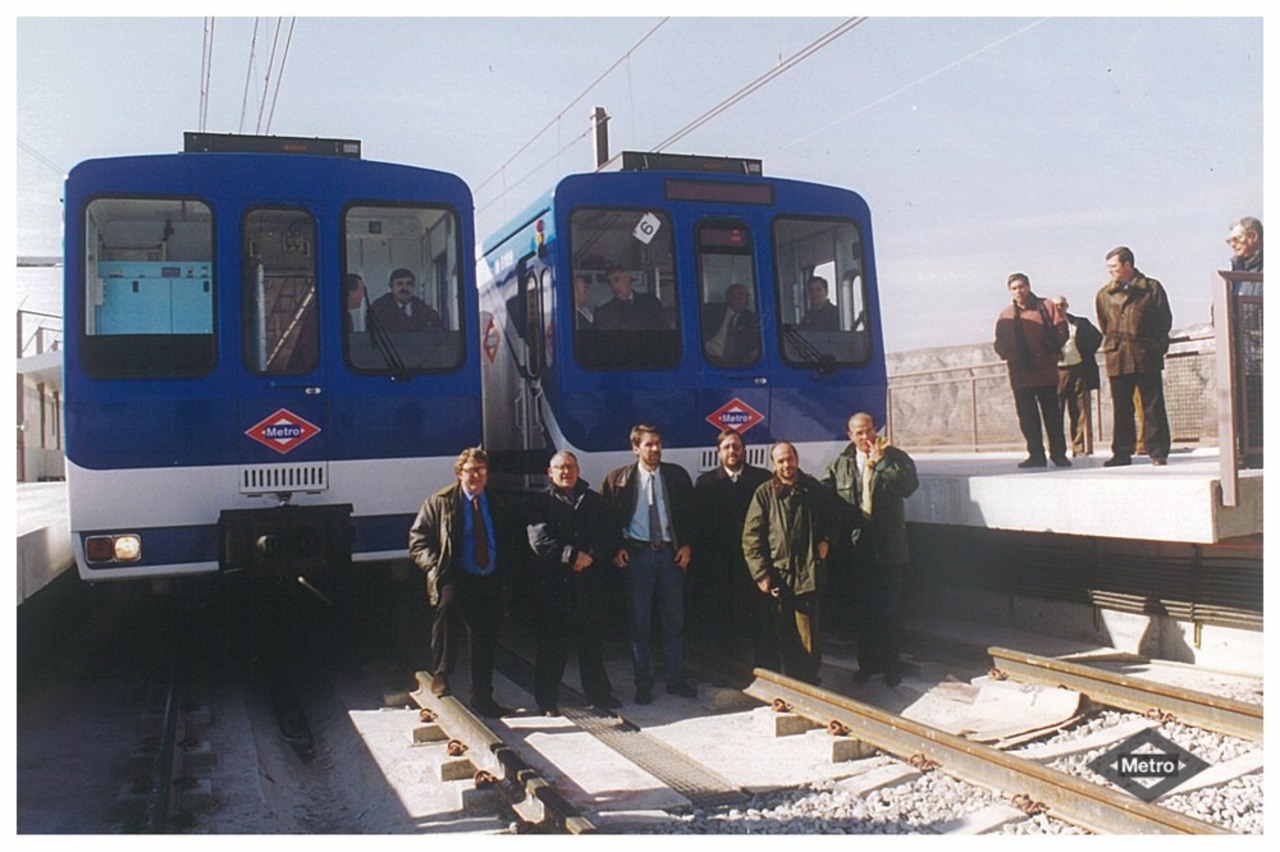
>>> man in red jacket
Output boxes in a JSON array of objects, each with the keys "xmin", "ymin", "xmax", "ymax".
[{"xmin": 994, "ymin": 273, "xmax": 1070, "ymax": 468}]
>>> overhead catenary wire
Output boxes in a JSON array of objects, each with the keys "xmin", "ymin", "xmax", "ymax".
[
  {"xmin": 254, "ymin": 18, "xmax": 294, "ymax": 135},
  {"xmin": 199, "ymin": 17, "xmax": 215, "ymax": 132},
  {"xmin": 640, "ymin": 16, "xmax": 868, "ymax": 158},
  {"xmin": 263, "ymin": 18, "xmax": 297, "ymax": 135},
  {"xmin": 774, "ymin": 18, "xmax": 1050, "ymax": 155},
  {"xmin": 237, "ymin": 18, "xmax": 261, "ymax": 134},
  {"xmin": 17, "ymin": 139, "xmax": 67, "ymax": 177},
  {"xmin": 472, "ymin": 17, "xmax": 670, "ymax": 198}
]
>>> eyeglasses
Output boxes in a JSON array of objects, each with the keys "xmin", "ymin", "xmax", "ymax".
[{"xmin": 1226, "ymin": 235, "xmax": 1248, "ymax": 246}]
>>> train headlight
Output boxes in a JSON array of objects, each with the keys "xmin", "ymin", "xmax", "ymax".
[{"xmin": 85, "ymin": 534, "xmax": 142, "ymax": 564}]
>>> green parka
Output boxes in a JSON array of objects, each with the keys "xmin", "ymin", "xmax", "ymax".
[
  {"xmin": 741, "ymin": 473, "xmax": 838, "ymax": 596},
  {"xmin": 821, "ymin": 443, "xmax": 919, "ymax": 565}
]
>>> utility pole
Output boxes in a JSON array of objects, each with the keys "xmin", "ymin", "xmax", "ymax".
[{"xmin": 591, "ymin": 107, "xmax": 610, "ymax": 170}]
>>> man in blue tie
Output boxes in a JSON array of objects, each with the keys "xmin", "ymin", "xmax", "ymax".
[
  {"xmin": 409, "ymin": 447, "xmax": 515, "ymax": 718},
  {"xmin": 601, "ymin": 424, "xmax": 696, "ymax": 705}
]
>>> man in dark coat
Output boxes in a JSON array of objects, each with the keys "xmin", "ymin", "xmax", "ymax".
[
  {"xmin": 993, "ymin": 272, "xmax": 1071, "ymax": 468},
  {"xmin": 370, "ymin": 268, "xmax": 444, "ymax": 333},
  {"xmin": 408, "ymin": 447, "xmax": 516, "ymax": 718},
  {"xmin": 1052, "ymin": 295, "xmax": 1104, "ymax": 457},
  {"xmin": 701, "ymin": 283, "xmax": 761, "ymax": 367},
  {"xmin": 798, "ymin": 275, "xmax": 839, "ymax": 331},
  {"xmin": 692, "ymin": 427, "xmax": 773, "ymax": 665},
  {"xmin": 526, "ymin": 451, "xmax": 621, "ymax": 715},
  {"xmin": 601, "ymin": 424, "xmax": 696, "ymax": 704},
  {"xmin": 1095, "ymin": 246, "xmax": 1173, "ymax": 466},
  {"xmin": 821, "ymin": 413, "xmax": 919, "ymax": 688},
  {"xmin": 593, "ymin": 265, "xmax": 666, "ymax": 331}
]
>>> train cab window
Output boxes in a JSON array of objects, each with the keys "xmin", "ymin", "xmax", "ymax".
[
  {"xmin": 243, "ymin": 208, "xmax": 318, "ymax": 374},
  {"xmin": 773, "ymin": 217, "xmax": 872, "ymax": 368},
  {"xmin": 343, "ymin": 205, "xmax": 465, "ymax": 374},
  {"xmin": 80, "ymin": 197, "xmax": 214, "ymax": 378},
  {"xmin": 696, "ymin": 220, "xmax": 761, "ymax": 369},
  {"xmin": 570, "ymin": 207, "xmax": 679, "ymax": 370}
]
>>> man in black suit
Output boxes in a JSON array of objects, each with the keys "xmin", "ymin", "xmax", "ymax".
[
  {"xmin": 601, "ymin": 424, "xmax": 696, "ymax": 704},
  {"xmin": 701, "ymin": 283, "xmax": 761, "ymax": 368},
  {"xmin": 799, "ymin": 275, "xmax": 839, "ymax": 331},
  {"xmin": 370, "ymin": 268, "xmax": 444, "ymax": 333},
  {"xmin": 692, "ymin": 427, "xmax": 774, "ymax": 665},
  {"xmin": 593, "ymin": 265, "xmax": 667, "ymax": 331}
]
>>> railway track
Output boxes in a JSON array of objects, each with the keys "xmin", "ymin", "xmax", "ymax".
[{"xmin": 397, "ymin": 637, "xmax": 1258, "ymax": 835}]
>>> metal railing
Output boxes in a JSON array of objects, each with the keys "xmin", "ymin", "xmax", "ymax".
[
  {"xmin": 17, "ymin": 309, "xmax": 62, "ymax": 358},
  {"xmin": 885, "ymin": 333, "xmax": 1216, "ymax": 455}
]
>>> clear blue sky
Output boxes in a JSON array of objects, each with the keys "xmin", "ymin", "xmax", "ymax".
[{"xmin": 10, "ymin": 5, "xmax": 1267, "ymax": 352}]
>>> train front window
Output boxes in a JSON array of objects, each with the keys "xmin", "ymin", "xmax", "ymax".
[
  {"xmin": 80, "ymin": 197, "xmax": 214, "ymax": 378},
  {"xmin": 343, "ymin": 205, "xmax": 465, "ymax": 373},
  {"xmin": 243, "ymin": 208, "xmax": 318, "ymax": 375},
  {"xmin": 773, "ymin": 217, "xmax": 871, "ymax": 367},
  {"xmin": 569, "ymin": 207, "xmax": 679, "ymax": 371},
  {"xmin": 696, "ymin": 220, "xmax": 760, "ymax": 369}
]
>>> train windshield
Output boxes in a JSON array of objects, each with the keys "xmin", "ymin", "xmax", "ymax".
[
  {"xmin": 79, "ymin": 197, "xmax": 215, "ymax": 378},
  {"xmin": 343, "ymin": 205, "xmax": 465, "ymax": 373},
  {"xmin": 570, "ymin": 207, "xmax": 680, "ymax": 370},
  {"xmin": 697, "ymin": 220, "xmax": 761, "ymax": 369},
  {"xmin": 773, "ymin": 217, "xmax": 872, "ymax": 367}
]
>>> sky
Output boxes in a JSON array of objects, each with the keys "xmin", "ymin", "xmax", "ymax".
[{"xmin": 7, "ymin": 3, "xmax": 1268, "ymax": 355}]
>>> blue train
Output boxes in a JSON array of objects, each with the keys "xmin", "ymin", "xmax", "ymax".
[
  {"xmin": 64, "ymin": 133, "xmax": 478, "ymax": 581},
  {"xmin": 477, "ymin": 152, "xmax": 886, "ymax": 490}
]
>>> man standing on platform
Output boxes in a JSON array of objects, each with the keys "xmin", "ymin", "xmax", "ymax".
[
  {"xmin": 821, "ymin": 413, "xmax": 918, "ymax": 688},
  {"xmin": 1052, "ymin": 295, "xmax": 1103, "ymax": 457},
  {"xmin": 692, "ymin": 427, "xmax": 774, "ymax": 666},
  {"xmin": 1095, "ymin": 246, "xmax": 1173, "ymax": 467},
  {"xmin": 601, "ymin": 424, "xmax": 697, "ymax": 704},
  {"xmin": 993, "ymin": 273, "xmax": 1071, "ymax": 468},
  {"xmin": 408, "ymin": 448, "xmax": 515, "ymax": 718}
]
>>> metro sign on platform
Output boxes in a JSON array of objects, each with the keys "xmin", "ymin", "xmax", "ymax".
[
  {"xmin": 245, "ymin": 408, "xmax": 321, "ymax": 455},
  {"xmin": 706, "ymin": 398, "xmax": 765, "ymax": 434}
]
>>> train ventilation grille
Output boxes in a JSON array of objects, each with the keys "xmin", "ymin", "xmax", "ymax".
[
  {"xmin": 239, "ymin": 463, "xmax": 329, "ymax": 494},
  {"xmin": 697, "ymin": 445, "xmax": 769, "ymax": 471}
]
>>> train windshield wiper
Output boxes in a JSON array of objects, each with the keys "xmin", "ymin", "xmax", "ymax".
[
  {"xmin": 364, "ymin": 305, "xmax": 410, "ymax": 380},
  {"xmin": 782, "ymin": 324, "xmax": 837, "ymax": 374}
]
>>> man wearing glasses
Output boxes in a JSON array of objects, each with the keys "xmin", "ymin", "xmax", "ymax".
[{"xmin": 409, "ymin": 448, "xmax": 516, "ymax": 718}]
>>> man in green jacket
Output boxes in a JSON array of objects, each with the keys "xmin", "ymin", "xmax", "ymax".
[
  {"xmin": 821, "ymin": 413, "xmax": 919, "ymax": 688},
  {"xmin": 742, "ymin": 441, "xmax": 837, "ymax": 685}
]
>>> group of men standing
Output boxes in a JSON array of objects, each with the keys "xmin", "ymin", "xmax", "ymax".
[
  {"xmin": 994, "ymin": 245, "xmax": 1174, "ymax": 468},
  {"xmin": 408, "ymin": 415, "xmax": 919, "ymax": 718}
]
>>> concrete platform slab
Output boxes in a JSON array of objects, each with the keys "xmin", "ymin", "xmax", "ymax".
[{"xmin": 907, "ymin": 449, "xmax": 1260, "ymax": 543}]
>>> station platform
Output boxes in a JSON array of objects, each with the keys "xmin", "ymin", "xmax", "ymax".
[
  {"xmin": 16, "ymin": 481, "xmax": 72, "ymax": 605},
  {"xmin": 905, "ymin": 448, "xmax": 1261, "ymax": 544}
]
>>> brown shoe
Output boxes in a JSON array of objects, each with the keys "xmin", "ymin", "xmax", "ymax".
[{"xmin": 430, "ymin": 674, "xmax": 450, "ymax": 697}]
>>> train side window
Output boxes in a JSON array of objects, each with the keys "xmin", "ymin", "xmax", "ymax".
[
  {"xmin": 80, "ymin": 197, "xmax": 215, "ymax": 379},
  {"xmin": 343, "ymin": 205, "xmax": 465, "ymax": 374},
  {"xmin": 569, "ymin": 207, "xmax": 680, "ymax": 371},
  {"xmin": 773, "ymin": 217, "xmax": 872, "ymax": 368},
  {"xmin": 243, "ymin": 208, "xmax": 318, "ymax": 375},
  {"xmin": 696, "ymin": 219, "xmax": 761, "ymax": 369}
]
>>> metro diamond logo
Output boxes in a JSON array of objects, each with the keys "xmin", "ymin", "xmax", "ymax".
[
  {"xmin": 1085, "ymin": 727, "xmax": 1209, "ymax": 803},
  {"xmin": 706, "ymin": 398, "xmax": 765, "ymax": 434},
  {"xmin": 245, "ymin": 408, "xmax": 321, "ymax": 455}
]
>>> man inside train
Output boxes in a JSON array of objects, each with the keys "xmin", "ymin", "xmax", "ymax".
[
  {"xmin": 370, "ymin": 267, "xmax": 444, "ymax": 333},
  {"xmin": 799, "ymin": 275, "xmax": 839, "ymax": 330}
]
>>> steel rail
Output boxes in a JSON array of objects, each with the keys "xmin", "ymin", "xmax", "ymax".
[
  {"xmin": 744, "ymin": 668, "xmax": 1230, "ymax": 835},
  {"xmin": 987, "ymin": 647, "xmax": 1262, "ymax": 742},
  {"xmin": 410, "ymin": 674, "xmax": 597, "ymax": 834}
]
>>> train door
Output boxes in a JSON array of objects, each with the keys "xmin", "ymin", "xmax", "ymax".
[
  {"xmin": 237, "ymin": 206, "xmax": 330, "ymax": 483},
  {"xmin": 693, "ymin": 217, "xmax": 772, "ymax": 464},
  {"xmin": 509, "ymin": 253, "xmax": 552, "ymax": 488}
]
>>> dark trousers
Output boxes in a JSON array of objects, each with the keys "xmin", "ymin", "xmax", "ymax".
[
  {"xmin": 533, "ymin": 577, "xmax": 612, "ymax": 709},
  {"xmin": 748, "ymin": 583, "xmax": 782, "ymax": 670},
  {"xmin": 1108, "ymin": 371, "xmax": 1170, "ymax": 460},
  {"xmin": 430, "ymin": 574, "xmax": 502, "ymax": 701},
  {"xmin": 1013, "ymin": 383, "xmax": 1067, "ymax": 461},
  {"xmin": 774, "ymin": 590, "xmax": 822, "ymax": 685},
  {"xmin": 622, "ymin": 545, "xmax": 685, "ymax": 688},
  {"xmin": 1057, "ymin": 367, "xmax": 1092, "ymax": 455},
  {"xmin": 855, "ymin": 553, "xmax": 905, "ymax": 677}
]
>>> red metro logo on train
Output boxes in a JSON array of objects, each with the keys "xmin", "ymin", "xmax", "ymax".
[
  {"xmin": 245, "ymin": 408, "xmax": 321, "ymax": 455},
  {"xmin": 705, "ymin": 398, "xmax": 765, "ymax": 434}
]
